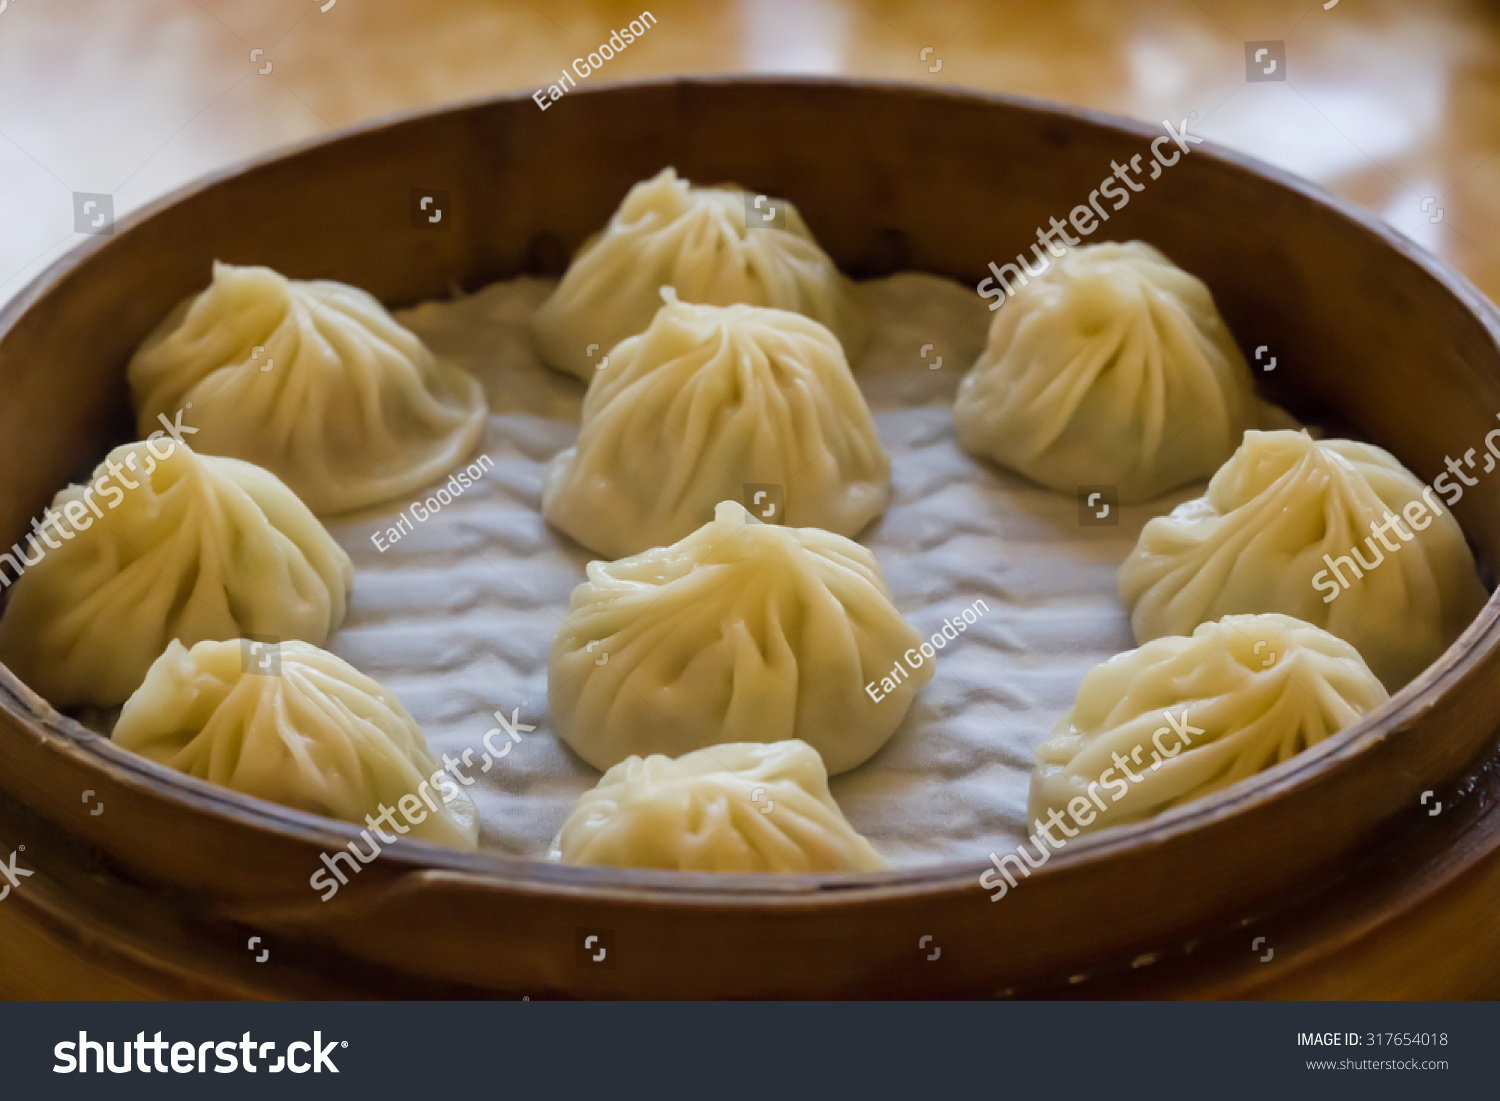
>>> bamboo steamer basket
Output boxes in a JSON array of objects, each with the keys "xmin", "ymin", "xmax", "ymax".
[{"xmin": 1, "ymin": 78, "xmax": 1498, "ymax": 998}]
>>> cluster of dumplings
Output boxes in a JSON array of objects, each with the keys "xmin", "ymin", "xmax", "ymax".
[
  {"xmin": 954, "ymin": 242, "xmax": 1485, "ymax": 839},
  {"xmin": 0, "ymin": 166, "xmax": 1486, "ymax": 882},
  {"xmin": 535, "ymin": 171, "xmax": 910, "ymax": 871},
  {"xmin": 0, "ymin": 168, "xmax": 911, "ymax": 876},
  {"xmin": 0, "ymin": 263, "xmax": 491, "ymax": 848}
]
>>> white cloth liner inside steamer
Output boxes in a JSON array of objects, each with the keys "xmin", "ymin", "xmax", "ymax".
[{"xmin": 318, "ymin": 273, "xmax": 1201, "ymax": 867}]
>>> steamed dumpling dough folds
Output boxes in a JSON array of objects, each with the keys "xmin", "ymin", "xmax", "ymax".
[
  {"xmin": 114, "ymin": 639, "xmax": 477, "ymax": 848},
  {"xmin": 1119, "ymin": 429, "xmax": 1486, "ymax": 690},
  {"xmin": 542, "ymin": 297, "xmax": 890, "ymax": 559},
  {"xmin": 126, "ymin": 262, "xmax": 488, "ymax": 516},
  {"xmin": 954, "ymin": 240, "xmax": 1267, "ymax": 503},
  {"xmin": 549, "ymin": 501, "xmax": 932, "ymax": 775},
  {"xmin": 531, "ymin": 167, "xmax": 868, "ymax": 379},
  {"xmin": 1028, "ymin": 613, "xmax": 1388, "ymax": 833},
  {"xmin": 555, "ymin": 740, "xmax": 886, "ymax": 873},
  {"xmin": 0, "ymin": 441, "xmax": 352, "ymax": 708}
]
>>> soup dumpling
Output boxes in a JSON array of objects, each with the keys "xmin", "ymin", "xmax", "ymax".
[
  {"xmin": 0, "ymin": 440, "xmax": 352, "ymax": 708},
  {"xmin": 531, "ymin": 167, "xmax": 867, "ymax": 379},
  {"xmin": 555, "ymin": 740, "xmax": 885, "ymax": 873},
  {"xmin": 127, "ymin": 262, "xmax": 488, "ymax": 516},
  {"xmin": 1028, "ymin": 613, "xmax": 1388, "ymax": 834},
  {"xmin": 1119, "ymin": 429, "xmax": 1486, "ymax": 690},
  {"xmin": 114, "ymin": 638, "xmax": 478, "ymax": 849},
  {"xmin": 954, "ymin": 241, "xmax": 1264, "ymax": 503},
  {"xmin": 542, "ymin": 295, "xmax": 890, "ymax": 559},
  {"xmin": 549, "ymin": 501, "xmax": 932, "ymax": 775}
]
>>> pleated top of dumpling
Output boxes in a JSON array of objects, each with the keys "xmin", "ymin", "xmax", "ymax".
[
  {"xmin": 0, "ymin": 440, "xmax": 352, "ymax": 708},
  {"xmin": 114, "ymin": 639, "xmax": 478, "ymax": 849},
  {"xmin": 1120, "ymin": 429, "xmax": 1486, "ymax": 689},
  {"xmin": 954, "ymin": 240, "xmax": 1265, "ymax": 503},
  {"xmin": 531, "ymin": 167, "xmax": 868, "ymax": 379},
  {"xmin": 1028, "ymin": 613, "xmax": 1389, "ymax": 833},
  {"xmin": 555, "ymin": 740, "xmax": 886, "ymax": 873},
  {"xmin": 127, "ymin": 262, "xmax": 488, "ymax": 516},
  {"xmin": 548, "ymin": 502, "xmax": 931, "ymax": 775},
  {"xmin": 542, "ymin": 296, "xmax": 890, "ymax": 559}
]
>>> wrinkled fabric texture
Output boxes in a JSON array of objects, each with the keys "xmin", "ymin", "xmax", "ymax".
[{"xmin": 310, "ymin": 273, "xmax": 1404, "ymax": 867}]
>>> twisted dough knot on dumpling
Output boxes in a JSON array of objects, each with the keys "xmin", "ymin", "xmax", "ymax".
[
  {"xmin": 1028, "ymin": 613, "xmax": 1389, "ymax": 833},
  {"xmin": 554, "ymin": 740, "xmax": 886, "ymax": 873},
  {"xmin": 542, "ymin": 295, "xmax": 890, "ymax": 559},
  {"xmin": 531, "ymin": 167, "xmax": 868, "ymax": 379},
  {"xmin": 127, "ymin": 262, "xmax": 488, "ymax": 516},
  {"xmin": 955, "ymin": 240, "xmax": 1270, "ymax": 503}
]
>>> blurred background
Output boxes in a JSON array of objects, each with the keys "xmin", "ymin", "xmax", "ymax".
[{"xmin": 1, "ymin": 0, "xmax": 1498, "ymax": 308}]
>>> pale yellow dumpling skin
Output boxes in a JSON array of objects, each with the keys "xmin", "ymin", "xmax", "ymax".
[
  {"xmin": 1119, "ymin": 429, "xmax": 1486, "ymax": 690},
  {"xmin": 532, "ymin": 167, "xmax": 867, "ymax": 379},
  {"xmin": 955, "ymin": 241, "xmax": 1263, "ymax": 503},
  {"xmin": 0, "ymin": 440, "xmax": 352, "ymax": 708},
  {"xmin": 1029, "ymin": 614, "xmax": 1388, "ymax": 834},
  {"xmin": 128, "ymin": 262, "xmax": 487, "ymax": 516},
  {"xmin": 115, "ymin": 638, "xmax": 478, "ymax": 849},
  {"xmin": 555, "ymin": 740, "xmax": 886, "ymax": 873},
  {"xmin": 542, "ymin": 296, "xmax": 889, "ymax": 559},
  {"xmin": 548, "ymin": 502, "xmax": 931, "ymax": 775}
]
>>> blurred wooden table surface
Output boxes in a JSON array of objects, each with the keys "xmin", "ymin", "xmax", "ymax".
[{"xmin": 1, "ymin": 0, "xmax": 1498, "ymax": 308}]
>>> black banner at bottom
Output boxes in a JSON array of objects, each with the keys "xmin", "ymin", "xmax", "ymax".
[{"xmin": 0, "ymin": 1000, "xmax": 1492, "ymax": 1098}]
